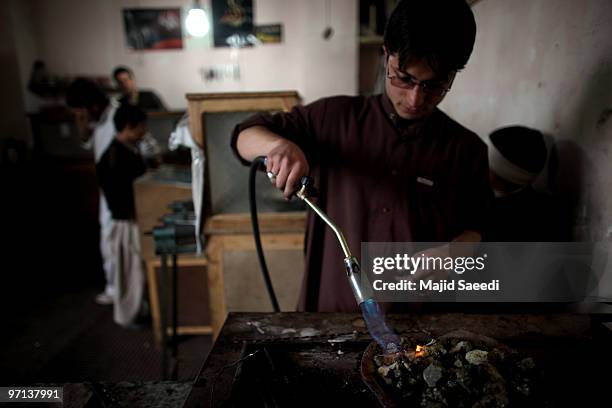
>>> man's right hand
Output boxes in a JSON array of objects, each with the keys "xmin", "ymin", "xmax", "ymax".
[
  {"xmin": 265, "ymin": 139, "xmax": 309, "ymax": 199},
  {"xmin": 236, "ymin": 126, "xmax": 309, "ymax": 199}
]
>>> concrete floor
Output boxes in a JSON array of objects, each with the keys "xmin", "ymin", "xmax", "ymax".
[
  {"xmin": 1, "ymin": 159, "xmax": 212, "ymax": 398},
  {"xmin": 1, "ymin": 287, "xmax": 211, "ymax": 385}
]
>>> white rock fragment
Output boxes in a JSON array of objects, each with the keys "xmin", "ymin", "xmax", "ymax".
[
  {"xmin": 378, "ymin": 365, "xmax": 390, "ymax": 377},
  {"xmin": 465, "ymin": 349, "xmax": 488, "ymax": 365},
  {"xmin": 423, "ymin": 363, "xmax": 443, "ymax": 387},
  {"xmin": 377, "ymin": 362, "xmax": 398, "ymax": 377}
]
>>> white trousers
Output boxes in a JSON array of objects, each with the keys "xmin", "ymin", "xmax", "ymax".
[
  {"xmin": 110, "ymin": 220, "xmax": 145, "ymax": 327},
  {"xmin": 99, "ymin": 193, "xmax": 114, "ymax": 296}
]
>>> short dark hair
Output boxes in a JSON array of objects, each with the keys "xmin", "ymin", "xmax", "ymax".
[
  {"xmin": 113, "ymin": 104, "xmax": 147, "ymax": 132},
  {"xmin": 112, "ymin": 65, "xmax": 133, "ymax": 82},
  {"xmin": 65, "ymin": 78, "xmax": 109, "ymax": 110},
  {"xmin": 383, "ymin": 0, "xmax": 476, "ymax": 77}
]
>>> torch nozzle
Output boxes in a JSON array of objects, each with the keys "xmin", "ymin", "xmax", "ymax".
[
  {"xmin": 295, "ymin": 176, "xmax": 399, "ymax": 352},
  {"xmin": 345, "ymin": 257, "xmax": 399, "ymax": 353},
  {"xmin": 344, "ymin": 256, "xmax": 369, "ymax": 305},
  {"xmin": 360, "ymin": 298, "xmax": 400, "ymax": 354}
]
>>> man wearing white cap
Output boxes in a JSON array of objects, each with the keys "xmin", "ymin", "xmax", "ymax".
[{"xmin": 487, "ymin": 126, "xmax": 571, "ymax": 241}]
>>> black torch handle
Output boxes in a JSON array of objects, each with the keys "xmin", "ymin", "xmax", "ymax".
[{"xmin": 249, "ymin": 156, "xmax": 280, "ymax": 312}]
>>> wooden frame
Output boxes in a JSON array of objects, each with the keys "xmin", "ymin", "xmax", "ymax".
[
  {"xmin": 186, "ymin": 91, "xmax": 301, "ymax": 223},
  {"xmin": 186, "ymin": 91, "xmax": 300, "ymax": 148},
  {"xmin": 203, "ymin": 212, "xmax": 306, "ymax": 337},
  {"xmin": 186, "ymin": 91, "xmax": 305, "ymax": 338}
]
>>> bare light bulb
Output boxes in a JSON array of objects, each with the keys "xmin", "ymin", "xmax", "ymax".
[{"xmin": 186, "ymin": 8, "xmax": 210, "ymax": 37}]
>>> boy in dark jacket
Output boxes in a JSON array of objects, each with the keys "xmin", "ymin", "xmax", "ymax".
[{"xmin": 96, "ymin": 104, "xmax": 148, "ymax": 327}]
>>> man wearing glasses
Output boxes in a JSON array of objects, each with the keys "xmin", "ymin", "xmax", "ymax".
[{"xmin": 231, "ymin": 0, "xmax": 491, "ymax": 312}]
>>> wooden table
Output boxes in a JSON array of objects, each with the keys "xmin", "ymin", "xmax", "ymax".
[{"xmin": 184, "ymin": 311, "xmax": 611, "ymax": 407}]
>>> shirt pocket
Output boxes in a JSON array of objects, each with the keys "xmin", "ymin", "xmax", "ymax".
[{"xmin": 410, "ymin": 177, "xmax": 452, "ymax": 240}]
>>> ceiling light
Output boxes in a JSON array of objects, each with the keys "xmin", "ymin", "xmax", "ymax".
[{"xmin": 186, "ymin": 1, "xmax": 210, "ymax": 37}]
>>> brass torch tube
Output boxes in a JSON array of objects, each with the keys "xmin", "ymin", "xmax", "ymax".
[
  {"xmin": 297, "ymin": 188, "xmax": 352, "ymax": 259},
  {"xmin": 296, "ymin": 183, "xmax": 373, "ymax": 305}
]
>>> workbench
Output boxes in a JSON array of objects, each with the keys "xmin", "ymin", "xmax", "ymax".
[{"xmin": 185, "ymin": 311, "xmax": 611, "ymax": 407}]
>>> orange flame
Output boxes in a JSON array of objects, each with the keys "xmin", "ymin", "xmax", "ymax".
[{"xmin": 415, "ymin": 345, "xmax": 424, "ymax": 357}]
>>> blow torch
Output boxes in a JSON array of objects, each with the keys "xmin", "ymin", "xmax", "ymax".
[
  {"xmin": 249, "ymin": 156, "xmax": 399, "ymax": 353},
  {"xmin": 295, "ymin": 176, "xmax": 400, "ymax": 353}
]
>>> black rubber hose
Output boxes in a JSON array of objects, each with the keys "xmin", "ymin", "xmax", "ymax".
[{"xmin": 249, "ymin": 156, "xmax": 280, "ymax": 312}]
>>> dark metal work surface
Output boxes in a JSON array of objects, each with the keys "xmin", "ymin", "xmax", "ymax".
[{"xmin": 185, "ymin": 312, "xmax": 610, "ymax": 408}]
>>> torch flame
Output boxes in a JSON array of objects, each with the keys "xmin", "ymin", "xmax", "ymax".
[{"xmin": 415, "ymin": 344, "xmax": 424, "ymax": 357}]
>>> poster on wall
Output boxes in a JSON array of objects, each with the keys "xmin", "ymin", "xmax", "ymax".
[
  {"xmin": 255, "ymin": 24, "xmax": 283, "ymax": 44},
  {"xmin": 212, "ymin": 0, "xmax": 254, "ymax": 47},
  {"xmin": 123, "ymin": 8, "xmax": 183, "ymax": 50}
]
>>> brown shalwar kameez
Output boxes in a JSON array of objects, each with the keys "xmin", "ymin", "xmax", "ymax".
[{"xmin": 231, "ymin": 94, "xmax": 491, "ymax": 312}]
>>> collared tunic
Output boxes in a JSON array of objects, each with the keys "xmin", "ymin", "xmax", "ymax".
[
  {"xmin": 118, "ymin": 90, "xmax": 167, "ymax": 112},
  {"xmin": 231, "ymin": 94, "xmax": 492, "ymax": 312}
]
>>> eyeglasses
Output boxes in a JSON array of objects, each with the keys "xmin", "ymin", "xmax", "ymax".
[{"xmin": 386, "ymin": 61, "xmax": 454, "ymax": 98}]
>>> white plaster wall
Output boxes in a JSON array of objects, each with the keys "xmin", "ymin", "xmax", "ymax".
[
  {"xmin": 22, "ymin": 0, "xmax": 357, "ymax": 108},
  {"xmin": 441, "ymin": 0, "xmax": 612, "ymax": 240}
]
